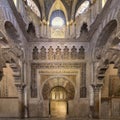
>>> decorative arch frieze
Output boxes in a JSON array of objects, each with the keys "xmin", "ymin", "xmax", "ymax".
[{"xmin": 32, "ymin": 45, "xmax": 85, "ymax": 60}]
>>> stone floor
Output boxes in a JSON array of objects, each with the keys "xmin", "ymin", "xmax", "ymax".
[{"xmin": 0, "ymin": 118, "xmax": 119, "ymax": 120}]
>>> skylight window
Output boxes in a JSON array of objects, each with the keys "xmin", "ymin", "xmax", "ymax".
[
  {"xmin": 51, "ymin": 17, "xmax": 64, "ymax": 28},
  {"xmin": 75, "ymin": 0, "xmax": 90, "ymax": 17},
  {"xmin": 13, "ymin": 0, "xmax": 18, "ymax": 7},
  {"xmin": 27, "ymin": 0, "xmax": 41, "ymax": 17},
  {"xmin": 102, "ymin": 0, "xmax": 107, "ymax": 8}
]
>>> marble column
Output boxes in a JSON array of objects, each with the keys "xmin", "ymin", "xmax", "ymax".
[
  {"xmin": 0, "ymin": 66, "xmax": 3, "ymax": 81},
  {"xmin": 118, "ymin": 66, "xmax": 120, "ymax": 77},
  {"xmin": 16, "ymin": 84, "xmax": 25, "ymax": 118},
  {"xmin": 92, "ymin": 84, "xmax": 102, "ymax": 118},
  {"xmin": 0, "ymin": 48, "xmax": 4, "ymax": 81}
]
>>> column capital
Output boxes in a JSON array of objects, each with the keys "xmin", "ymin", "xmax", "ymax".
[
  {"xmin": 91, "ymin": 84, "xmax": 103, "ymax": 92},
  {"xmin": 15, "ymin": 83, "xmax": 26, "ymax": 92}
]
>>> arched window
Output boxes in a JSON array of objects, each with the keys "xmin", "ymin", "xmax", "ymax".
[
  {"xmin": 13, "ymin": 0, "xmax": 18, "ymax": 7},
  {"xmin": 50, "ymin": 10, "xmax": 66, "ymax": 28},
  {"xmin": 50, "ymin": 10, "xmax": 66, "ymax": 38},
  {"xmin": 75, "ymin": 0, "xmax": 90, "ymax": 17}
]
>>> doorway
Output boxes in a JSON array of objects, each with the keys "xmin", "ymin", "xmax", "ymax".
[{"xmin": 50, "ymin": 86, "xmax": 67, "ymax": 117}]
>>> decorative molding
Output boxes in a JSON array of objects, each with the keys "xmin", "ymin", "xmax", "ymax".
[
  {"xmin": 31, "ymin": 62, "xmax": 85, "ymax": 69},
  {"xmin": 31, "ymin": 62, "xmax": 86, "ymax": 98}
]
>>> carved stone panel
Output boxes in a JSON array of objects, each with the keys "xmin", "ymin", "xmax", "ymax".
[
  {"xmin": 55, "ymin": 46, "xmax": 62, "ymax": 60},
  {"xmin": 111, "ymin": 98, "xmax": 120, "ymax": 117},
  {"xmin": 40, "ymin": 46, "xmax": 46, "ymax": 60},
  {"xmin": 101, "ymin": 98, "xmax": 110, "ymax": 118},
  {"xmin": 32, "ymin": 46, "xmax": 86, "ymax": 60},
  {"xmin": 31, "ymin": 62, "xmax": 86, "ymax": 98},
  {"xmin": 78, "ymin": 46, "xmax": 85, "ymax": 59},
  {"xmin": 63, "ymin": 46, "xmax": 69, "ymax": 59},
  {"xmin": 109, "ymin": 75, "xmax": 120, "ymax": 97}
]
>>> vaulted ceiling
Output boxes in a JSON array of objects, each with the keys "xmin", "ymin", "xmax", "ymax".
[{"xmin": 32, "ymin": 0, "xmax": 87, "ymax": 21}]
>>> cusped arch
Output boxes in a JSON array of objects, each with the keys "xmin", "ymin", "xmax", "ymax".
[{"xmin": 42, "ymin": 76, "xmax": 75, "ymax": 100}]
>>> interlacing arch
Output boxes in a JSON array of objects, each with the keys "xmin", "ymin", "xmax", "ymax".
[
  {"xmin": 93, "ymin": 19, "xmax": 120, "ymax": 81},
  {"xmin": 91, "ymin": 6, "xmax": 120, "ymax": 60}
]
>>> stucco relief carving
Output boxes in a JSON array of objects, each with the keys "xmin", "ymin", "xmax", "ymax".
[
  {"xmin": 40, "ymin": 46, "xmax": 46, "ymax": 60},
  {"xmin": 0, "ymin": 45, "xmax": 23, "ymax": 69},
  {"xmin": 42, "ymin": 78, "xmax": 75, "ymax": 100},
  {"xmin": 78, "ymin": 46, "xmax": 85, "ymax": 59},
  {"xmin": 32, "ymin": 46, "xmax": 39, "ymax": 60},
  {"xmin": 94, "ymin": 47, "xmax": 102, "ymax": 60},
  {"xmin": 55, "ymin": 46, "xmax": 62, "ymax": 60},
  {"xmin": 31, "ymin": 62, "xmax": 86, "ymax": 98},
  {"xmin": 48, "ymin": 46, "xmax": 54, "ymax": 60},
  {"xmin": 71, "ymin": 46, "xmax": 77, "ymax": 59}
]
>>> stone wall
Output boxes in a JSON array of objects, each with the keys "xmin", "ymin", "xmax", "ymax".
[{"xmin": 0, "ymin": 98, "xmax": 19, "ymax": 117}]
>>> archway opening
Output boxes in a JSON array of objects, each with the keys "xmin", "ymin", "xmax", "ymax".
[{"xmin": 50, "ymin": 86, "xmax": 67, "ymax": 117}]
